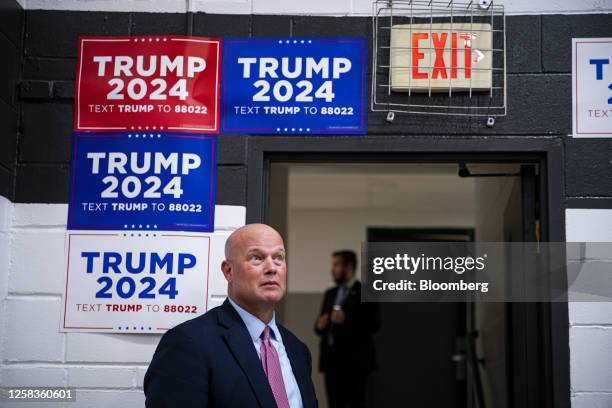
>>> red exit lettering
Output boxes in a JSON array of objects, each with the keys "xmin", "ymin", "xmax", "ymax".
[{"xmin": 411, "ymin": 32, "xmax": 475, "ymax": 80}]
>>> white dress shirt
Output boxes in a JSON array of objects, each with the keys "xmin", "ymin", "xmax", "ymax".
[{"xmin": 227, "ymin": 297, "xmax": 304, "ymax": 408}]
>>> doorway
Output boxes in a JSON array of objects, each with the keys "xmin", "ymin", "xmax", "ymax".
[
  {"xmin": 367, "ymin": 227, "xmax": 472, "ymax": 408},
  {"xmin": 247, "ymin": 136, "xmax": 568, "ymax": 408}
]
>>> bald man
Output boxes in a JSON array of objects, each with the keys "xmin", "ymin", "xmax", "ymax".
[{"xmin": 144, "ymin": 224, "xmax": 318, "ymax": 408}]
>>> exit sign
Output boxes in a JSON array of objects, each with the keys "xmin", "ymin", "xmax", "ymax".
[{"xmin": 390, "ymin": 23, "xmax": 492, "ymax": 92}]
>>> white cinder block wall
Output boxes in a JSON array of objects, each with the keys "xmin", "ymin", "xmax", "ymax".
[
  {"xmin": 0, "ymin": 202, "xmax": 244, "ymax": 408},
  {"xmin": 0, "ymin": 196, "xmax": 12, "ymax": 374},
  {"xmin": 566, "ymin": 209, "xmax": 612, "ymax": 408}
]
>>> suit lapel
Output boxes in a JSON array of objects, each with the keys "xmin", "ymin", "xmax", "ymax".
[
  {"xmin": 218, "ymin": 300, "xmax": 277, "ymax": 408},
  {"xmin": 344, "ymin": 280, "xmax": 360, "ymax": 307},
  {"xmin": 280, "ymin": 325, "xmax": 314, "ymax": 408},
  {"xmin": 324, "ymin": 287, "xmax": 339, "ymax": 313}
]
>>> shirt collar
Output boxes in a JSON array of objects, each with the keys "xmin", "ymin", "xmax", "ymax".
[
  {"xmin": 342, "ymin": 276, "xmax": 357, "ymax": 289},
  {"xmin": 227, "ymin": 296, "xmax": 282, "ymax": 343}
]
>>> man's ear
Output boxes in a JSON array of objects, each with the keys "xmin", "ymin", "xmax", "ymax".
[{"xmin": 221, "ymin": 260, "xmax": 232, "ymax": 283}]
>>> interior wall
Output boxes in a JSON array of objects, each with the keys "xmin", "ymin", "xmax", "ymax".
[
  {"xmin": 268, "ymin": 164, "xmax": 290, "ymax": 322},
  {"xmin": 566, "ymin": 209, "xmax": 612, "ymax": 408},
  {"xmin": 286, "ymin": 209, "xmax": 476, "ymax": 408},
  {"xmin": 475, "ymin": 177, "xmax": 518, "ymax": 242},
  {"xmin": 0, "ymin": 204, "xmax": 245, "ymax": 407},
  {"xmin": 278, "ymin": 164, "xmax": 476, "ymax": 408},
  {"xmin": 472, "ymin": 176, "xmax": 519, "ymax": 408},
  {"xmin": 0, "ymin": 196, "xmax": 11, "ymax": 367},
  {"xmin": 17, "ymin": 0, "xmax": 612, "ymax": 15},
  {"xmin": 0, "ymin": 0, "xmax": 22, "ymax": 199},
  {"xmin": 286, "ymin": 164, "xmax": 477, "ymax": 293},
  {"xmin": 287, "ymin": 208, "xmax": 475, "ymax": 293}
]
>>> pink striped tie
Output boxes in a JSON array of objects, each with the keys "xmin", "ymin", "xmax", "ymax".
[{"xmin": 260, "ymin": 326, "xmax": 291, "ymax": 408}]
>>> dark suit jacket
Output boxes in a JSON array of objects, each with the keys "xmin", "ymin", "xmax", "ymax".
[
  {"xmin": 314, "ymin": 281, "xmax": 380, "ymax": 374},
  {"xmin": 144, "ymin": 299, "xmax": 318, "ymax": 408}
]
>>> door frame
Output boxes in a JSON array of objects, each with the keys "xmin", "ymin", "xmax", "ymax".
[{"xmin": 245, "ymin": 135, "xmax": 568, "ymax": 408}]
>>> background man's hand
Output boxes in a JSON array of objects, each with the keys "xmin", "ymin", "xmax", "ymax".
[
  {"xmin": 316, "ymin": 313, "xmax": 330, "ymax": 331},
  {"xmin": 330, "ymin": 309, "xmax": 345, "ymax": 324}
]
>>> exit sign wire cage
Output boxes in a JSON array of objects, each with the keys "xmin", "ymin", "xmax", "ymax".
[{"xmin": 371, "ymin": 0, "xmax": 506, "ymax": 117}]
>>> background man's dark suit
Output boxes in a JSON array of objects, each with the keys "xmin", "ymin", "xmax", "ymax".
[
  {"xmin": 315, "ymin": 281, "xmax": 380, "ymax": 408},
  {"xmin": 145, "ymin": 299, "xmax": 318, "ymax": 408}
]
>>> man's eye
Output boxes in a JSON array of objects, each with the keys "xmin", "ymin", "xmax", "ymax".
[{"xmin": 250, "ymin": 255, "xmax": 262, "ymax": 261}]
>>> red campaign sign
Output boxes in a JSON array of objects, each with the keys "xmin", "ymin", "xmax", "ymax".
[{"xmin": 75, "ymin": 36, "xmax": 221, "ymax": 133}]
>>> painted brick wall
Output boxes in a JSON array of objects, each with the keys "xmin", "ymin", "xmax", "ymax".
[
  {"xmin": 17, "ymin": 0, "xmax": 612, "ymax": 15},
  {"xmin": 0, "ymin": 196, "xmax": 11, "ymax": 377},
  {"xmin": 0, "ymin": 1, "xmax": 22, "ymax": 199},
  {"xmin": 0, "ymin": 203, "xmax": 245, "ymax": 407},
  {"xmin": 12, "ymin": 11, "xmax": 612, "ymax": 206},
  {"xmin": 566, "ymin": 209, "xmax": 612, "ymax": 408}
]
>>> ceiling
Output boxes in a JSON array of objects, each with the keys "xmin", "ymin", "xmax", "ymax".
[{"xmin": 281, "ymin": 163, "xmax": 520, "ymax": 211}]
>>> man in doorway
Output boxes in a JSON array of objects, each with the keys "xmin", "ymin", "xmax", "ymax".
[
  {"xmin": 314, "ymin": 250, "xmax": 380, "ymax": 408},
  {"xmin": 145, "ymin": 223, "xmax": 318, "ymax": 408}
]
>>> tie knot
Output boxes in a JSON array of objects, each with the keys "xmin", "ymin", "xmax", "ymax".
[{"xmin": 261, "ymin": 325, "xmax": 271, "ymax": 341}]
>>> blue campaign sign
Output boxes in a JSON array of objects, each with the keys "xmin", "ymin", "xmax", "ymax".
[
  {"xmin": 68, "ymin": 132, "xmax": 216, "ymax": 232},
  {"xmin": 221, "ymin": 38, "xmax": 367, "ymax": 134}
]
